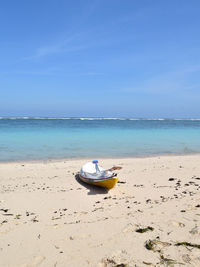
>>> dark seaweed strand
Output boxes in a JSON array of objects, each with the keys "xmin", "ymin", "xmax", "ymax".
[
  {"xmin": 136, "ymin": 227, "xmax": 154, "ymax": 233},
  {"xmin": 175, "ymin": 242, "xmax": 200, "ymax": 249}
]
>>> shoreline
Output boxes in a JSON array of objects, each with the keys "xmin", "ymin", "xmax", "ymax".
[{"xmin": 1, "ymin": 151, "xmax": 200, "ymax": 164}]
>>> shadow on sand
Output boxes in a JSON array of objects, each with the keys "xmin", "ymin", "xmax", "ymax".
[{"xmin": 75, "ymin": 174, "xmax": 108, "ymax": 195}]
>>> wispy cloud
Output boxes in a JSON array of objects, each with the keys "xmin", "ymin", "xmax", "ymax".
[
  {"xmin": 84, "ymin": 71, "xmax": 103, "ymax": 76},
  {"xmin": 0, "ymin": 68, "xmax": 104, "ymax": 77},
  {"xmin": 22, "ymin": 32, "xmax": 88, "ymax": 60},
  {"xmin": 120, "ymin": 65, "xmax": 200, "ymax": 95},
  {"xmin": 22, "ymin": 1, "xmax": 101, "ymax": 61}
]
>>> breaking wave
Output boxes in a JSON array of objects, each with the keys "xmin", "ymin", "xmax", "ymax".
[{"xmin": 0, "ymin": 117, "xmax": 200, "ymax": 121}]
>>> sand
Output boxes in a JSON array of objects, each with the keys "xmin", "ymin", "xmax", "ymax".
[{"xmin": 0, "ymin": 155, "xmax": 200, "ymax": 267}]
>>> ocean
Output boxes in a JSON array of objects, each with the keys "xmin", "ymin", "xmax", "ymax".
[{"xmin": 0, "ymin": 117, "xmax": 200, "ymax": 162}]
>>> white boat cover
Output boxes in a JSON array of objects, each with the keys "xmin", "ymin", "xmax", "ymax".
[{"xmin": 80, "ymin": 161, "xmax": 113, "ymax": 179}]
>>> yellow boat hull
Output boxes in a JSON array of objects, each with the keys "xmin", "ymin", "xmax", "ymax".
[{"xmin": 79, "ymin": 175, "xmax": 118, "ymax": 190}]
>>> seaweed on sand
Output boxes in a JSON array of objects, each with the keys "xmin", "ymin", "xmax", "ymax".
[
  {"xmin": 102, "ymin": 258, "xmax": 128, "ymax": 267},
  {"xmin": 145, "ymin": 239, "xmax": 155, "ymax": 251},
  {"xmin": 145, "ymin": 239, "xmax": 171, "ymax": 252},
  {"xmin": 175, "ymin": 242, "xmax": 200, "ymax": 249},
  {"xmin": 160, "ymin": 255, "xmax": 181, "ymax": 266},
  {"xmin": 136, "ymin": 226, "xmax": 154, "ymax": 233}
]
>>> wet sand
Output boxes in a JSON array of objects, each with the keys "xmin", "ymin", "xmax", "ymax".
[{"xmin": 0, "ymin": 155, "xmax": 200, "ymax": 266}]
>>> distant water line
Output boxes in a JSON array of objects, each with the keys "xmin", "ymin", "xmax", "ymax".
[
  {"xmin": 1, "ymin": 117, "xmax": 200, "ymax": 120},
  {"xmin": 0, "ymin": 118, "xmax": 200, "ymax": 161}
]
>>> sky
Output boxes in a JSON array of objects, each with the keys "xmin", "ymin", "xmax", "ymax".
[{"xmin": 0, "ymin": 0, "xmax": 200, "ymax": 118}]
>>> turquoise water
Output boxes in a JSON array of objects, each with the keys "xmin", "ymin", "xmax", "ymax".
[{"xmin": 0, "ymin": 117, "xmax": 200, "ymax": 161}]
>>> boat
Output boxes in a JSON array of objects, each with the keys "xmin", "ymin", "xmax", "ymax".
[{"xmin": 79, "ymin": 160, "xmax": 118, "ymax": 190}]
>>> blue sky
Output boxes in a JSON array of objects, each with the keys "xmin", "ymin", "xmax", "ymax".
[{"xmin": 0, "ymin": 0, "xmax": 200, "ymax": 118}]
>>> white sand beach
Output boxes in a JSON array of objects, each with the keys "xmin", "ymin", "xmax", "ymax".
[{"xmin": 0, "ymin": 155, "xmax": 200, "ymax": 266}]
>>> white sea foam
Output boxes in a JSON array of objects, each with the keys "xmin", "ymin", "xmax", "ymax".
[{"xmin": 0, "ymin": 117, "xmax": 200, "ymax": 121}]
